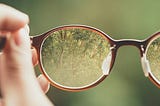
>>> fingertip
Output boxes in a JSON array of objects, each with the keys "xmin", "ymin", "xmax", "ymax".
[
  {"xmin": 0, "ymin": 4, "xmax": 29, "ymax": 31},
  {"xmin": 32, "ymin": 48, "xmax": 38, "ymax": 66},
  {"xmin": 0, "ymin": 99, "xmax": 4, "ymax": 106},
  {"xmin": 38, "ymin": 74, "xmax": 50, "ymax": 93},
  {"xmin": 25, "ymin": 24, "xmax": 30, "ymax": 34}
]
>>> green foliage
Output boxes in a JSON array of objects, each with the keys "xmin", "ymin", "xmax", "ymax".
[
  {"xmin": 2, "ymin": 0, "xmax": 160, "ymax": 105},
  {"xmin": 146, "ymin": 36, "xmax": 160, "ymax": 80},
  {"xmin": 41, "ymin": 28, "xmax": 110, "ymax": 87}
]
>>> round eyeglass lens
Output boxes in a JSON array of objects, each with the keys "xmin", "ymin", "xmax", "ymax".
[
  {"xmin": 41, "ymin": 27, "xmax": 111, "ymax": 88},
  {"xmin": 146, "ymin": 34, "xmax": 160, "ymax": 82}
]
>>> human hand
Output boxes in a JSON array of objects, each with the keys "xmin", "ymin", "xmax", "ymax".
[{"xmin": 0, "ymin": 4, "xmax": 53, "ymax": 106}]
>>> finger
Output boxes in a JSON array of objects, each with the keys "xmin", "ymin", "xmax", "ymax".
[
  {"xmin": 32, "ymin": 48, "xmax": 38, "ymax": 66},
  {"xmin": 13, "ymin": 24, "xmax": 30, "ymax": 47},
  {"xmin": 37, "ymin": 74, "xmax": 50, "ymax": 93},
  {"xmin": 0, "ymin": 98, "xmax": 3, "ymax": 106},
  {"xmin": 0, "ymin": 26, "xmax": 42, "ymax": 101},
  {"xmin": 1, "ymin": 26, "xmax": 33, "ymax": 82},
  {"xmin": 25, "ymin": 24, "xmax": 30, "ymax": 34},
  {"xmin": 0, "ymin": 4, "xmax": 29, "ymax": 32},
  {"xmin": 22, "ymin": 25, "xmax": 38, "ymax": 66}
]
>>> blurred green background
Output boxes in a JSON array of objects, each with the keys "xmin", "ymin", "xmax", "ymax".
[{"xmin": 1, "ymin": 0, "xmax": 160, "ymax": 106}]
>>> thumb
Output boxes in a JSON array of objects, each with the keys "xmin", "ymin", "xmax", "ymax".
[
  {"xmin": 0, "ymin": 3, "xmax": 29, "ymax": 31},
  {"xmin": 0, "ymin": 26, "xmax": 40, "ymax": 98},
  {"xmin": 3, "ymin": 25, "xmax": 33, "ymax": 77}
]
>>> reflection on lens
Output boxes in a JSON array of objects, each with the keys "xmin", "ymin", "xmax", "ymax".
[
  {"xmin": 41, "ymin": 27, "xmax": 111, "ymax": 88},
  {"xmin": 146, "ymin": 35, "xmax": 160, "ymax": 81}
]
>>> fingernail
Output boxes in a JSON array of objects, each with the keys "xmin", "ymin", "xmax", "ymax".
[
  {"xmin": 14, "ymin": 27, "xmax": 28, "ymax": 46},
  {"xmin": 38, "ymin": 74, "xmax": 50, "ymax": 93},
  {"xmin": 14, "ymin": 29, "xmax": 23, "ymax": 46},
  {"xmin": 32, "ymin": 49, "xmax": 38, "ymax": 65}
]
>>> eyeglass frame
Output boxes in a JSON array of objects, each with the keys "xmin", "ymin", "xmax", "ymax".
[{"xmin": 0, "ymin": 24, "xmax": 160, "ymax": 91}]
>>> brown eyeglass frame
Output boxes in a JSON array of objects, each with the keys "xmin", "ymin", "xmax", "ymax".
[{"xmin": 0, "ymin": 24, "xmax": 160, "ymax": 91}]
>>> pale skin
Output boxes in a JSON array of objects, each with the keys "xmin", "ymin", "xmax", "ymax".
[{"xmin": 0, "ymin": 4, "xmax": 54, "ymax": 106}]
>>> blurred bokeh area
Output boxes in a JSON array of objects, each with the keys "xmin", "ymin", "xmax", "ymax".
[{"xmin": 1, "ymin": 0, "xmax": 160, "ymax": 106}]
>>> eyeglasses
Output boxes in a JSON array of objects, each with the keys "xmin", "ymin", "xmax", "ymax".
[{"xmin": 0, "ymin": 25, "xmax": 160, "ymax": 91}]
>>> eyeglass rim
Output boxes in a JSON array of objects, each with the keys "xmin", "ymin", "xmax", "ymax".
[
  {"xmin": 32, "ymin": 24, "xmax": 114, "ymax": 91},
  {"xmin": 31, "ymin": 24, "xmax": 160, "ymax": 91},
  {"xmin": 145, "ymin": 32, "xmax": 160, "ymax": 88}
]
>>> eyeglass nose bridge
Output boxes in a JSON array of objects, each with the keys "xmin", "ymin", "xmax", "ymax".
[
  {"xmin": 111, "ymin": 39, "xmax": 150, "ymax": 76},
  {"xmin": 113, "ymin": 39, "xmax": 147, "ymax": 56}
]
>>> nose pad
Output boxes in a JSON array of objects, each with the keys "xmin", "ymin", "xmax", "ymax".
[
  {"xmin": 141, "ymin": 53, "xmax": 151, "ymax": 77},
  {"xmin": 102, "ymin": 52, "xmax": 112, "ymax": 75}
]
